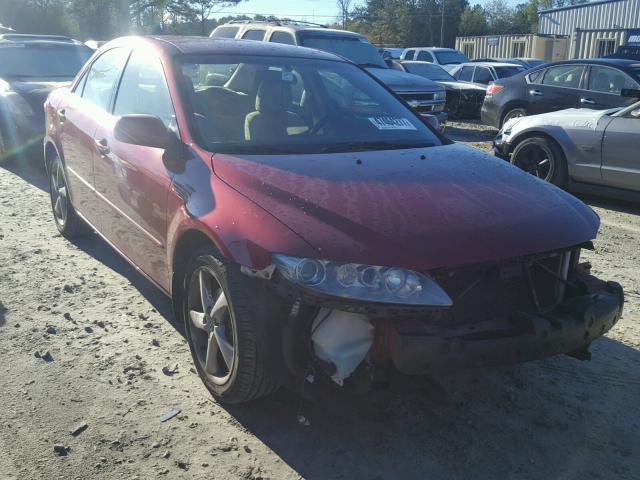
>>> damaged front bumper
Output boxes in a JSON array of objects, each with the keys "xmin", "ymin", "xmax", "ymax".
[{"xmin": 392, "ymin": 280, "xmax": 623, "ymax": 375}]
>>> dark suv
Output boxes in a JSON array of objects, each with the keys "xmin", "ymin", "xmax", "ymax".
[
  {"xmin": 0, "ymin": 34, "xmax": 93, "ymax": 163},
  {"xmin": 481, "ymin": 58, "xmax": 640, "ymax": 128},
  {"xmin": 211, "ymin": 21, "xmax": 448, "ymax": 129}
]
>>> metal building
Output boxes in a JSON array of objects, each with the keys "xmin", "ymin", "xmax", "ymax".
[
  {"xmin": 455, "ymin": 34, "xmax": 569, "ymax": 62},
  {"xmin": 538, "ymin": 0, "xmax": 640, "ymax": 58},
  {"xmin": 455, "ymin": 0, "xmax": 640, "ymax": 61}
]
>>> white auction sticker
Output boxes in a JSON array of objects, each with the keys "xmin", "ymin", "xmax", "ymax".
[{"xmin": 368, "ymin": 116, "xmax": 417, "ymax": 130}]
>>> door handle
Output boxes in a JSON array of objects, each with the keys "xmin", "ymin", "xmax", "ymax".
[
  {"xmin": 57, "ymin": 108, "xmax": 66, "ymax": 123},
  {"xmin": 580, "ymin": 97, "xmax": 596, "ymax": 105},
  {"xmin": 94, "ymin": 138, "xmax": 110, "ymax": 156},
  {"xmin": 529, "ymin": 89, "xmax": 543, "ymax": 96}
]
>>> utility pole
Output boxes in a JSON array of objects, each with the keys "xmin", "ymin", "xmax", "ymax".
[{"xmin": 440, "ymin": 0, "xmax": 445, "ymax": 47}]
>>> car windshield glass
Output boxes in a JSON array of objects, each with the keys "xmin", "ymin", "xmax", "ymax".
[
  {"xmin": 434, "ymin": 51, "xmax": 468, "ymax": 65},
  {"xmin": 0, "ymin": 44, "xmax": 92, "ymax": 78},
  {"xmin": 494, "ymin": 66, "xmax": 526, "ymax": 78},
  {"xmin": 298, "ymin": 34, "xmax": 387, "ymax": 68},
  {"xmin": 177, "ymin": 55, "xmax": 441, "ymax": 155},
  {"xmin": 631, "ymin": 67, "xmax": 640, "ymax": 82},
  {"xmin": 405, "ymin": 63, "xmax": 454, "ymax": 81}
]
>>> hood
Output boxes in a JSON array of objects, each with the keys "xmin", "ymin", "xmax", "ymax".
[
  {"xmin": 212, "ymin": 144, "xmax": 599, "ymax": 271},
  {"xmin": 365, "ymin": 67, "xmax": 442, "ymax": 93},
  {"xmin": 7, "ymin": 78, "xmax": 73, "ymax": 116},
  {"xmin": 503, "ymin": 107, "xmax": 616, "ymax": 132},
  {"xmin": 439, "ymin": 81, "xmax": 486, "ymax": 92}
]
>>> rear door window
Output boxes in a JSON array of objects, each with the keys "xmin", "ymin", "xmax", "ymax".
[
  {"xmin": 81, "ymin": 47, "xmax": 129, "ymax": 111},
  {"xmin": 456, "ymin": 66, "xmax": 474, "ymax": 82},
  {"xmin": 542, "ymin": 65, "xmax": 585, "ymax": 89},
  {"xmin": 473, "ymin": 67, "xmax": 493, "ymax": 84},
  {"xmin": 588, "ymin": 65, "xmax": 639, "ymax": 94},
  {"xmin": 242, "ymin": 29, "xmax": 266, "ymax": 41},
  {"xmin": 270, "ymin": 31, "xmax": 296, "ymax": 45},
  {"xmin": 211, "ymin": 26, "xmax": 240, "ymax": 39},
  {"xmin": 416, "ymin": 51, "xmax": 433, "ymax": 62}
]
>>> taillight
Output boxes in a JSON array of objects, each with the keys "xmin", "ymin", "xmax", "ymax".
[{"xmin": 486, "ymin": 84, "xmax": 504, "ymax": 96}]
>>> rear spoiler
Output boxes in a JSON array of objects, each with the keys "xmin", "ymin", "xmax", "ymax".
[{"xmin": 621, "ymin": 88, "xmax": 640, "ymax": 98}]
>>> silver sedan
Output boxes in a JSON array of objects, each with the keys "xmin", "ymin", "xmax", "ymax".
[{"xmin": 493, "ymin": 100, "xmax": 640, "ymax": 200}]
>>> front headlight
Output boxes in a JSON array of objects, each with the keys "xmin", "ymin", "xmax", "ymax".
[
  {"xmin": 272, "ymin": 254, "xmax": 452, "ymax": 306},
  {"xmin": 434, "ymin": 91, "xmax": 446, "ymax": 101}
]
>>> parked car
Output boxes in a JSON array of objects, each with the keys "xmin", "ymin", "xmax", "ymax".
[
  {"xmin": 44, "ymin": 36, "xmax": 623, "ymax": 404},
  {"xmin": 450, "ymin": 62, "xmax": 527, "ymax": 88},
  {"xmin": 379, "ymin": 47, "xmax": 404, "ymax": 59},
  {"xmin": 210, "ymin": 21, "xmax": 447, "ymax": 129},
  {"xmin": 399, "ymin": 61, "xmax": 486, "ymax": 117},
  {"xmin": 473, "ymin": 57, "xmax": 546, "ymax": 69},
  {"xmin": 494, "ymin": 93, "xmax": 640, "ymax": 200},
  {"xmin": 605, "ymin": 45, "xmax": 640, "ymax": 61},
  {"xmin": 0, "ymin": 34, "xmax": 93, "ymax": 163},
  {"xmin": 400, "ymin": 47, "xmax": 469, "ymax": 72},
  {"xmin": 481, "ymin": 58, "xmax": 640, "ymax": 128}
]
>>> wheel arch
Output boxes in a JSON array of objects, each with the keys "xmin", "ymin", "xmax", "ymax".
[
  {"xmin": 507, "ymin": 129, "xmax": 569, "ymax": 164},
  {"xmin": 499, "ymin": 101, "xmax": 528, "ymax": 127},
  {"xmin": 43, "ymin": 137, "xmax": 61, "ymax": 174}
]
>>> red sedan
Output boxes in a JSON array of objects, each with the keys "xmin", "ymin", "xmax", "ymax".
[{"xmin": 44, "ymin": 37, "xmax": 623, "ymax": 404}]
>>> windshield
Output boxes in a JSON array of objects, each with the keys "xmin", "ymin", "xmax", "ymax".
[
  {"xmin": 631, "ymin": 67, "xmax": 640, "ymax": 82},
  {"xmin": 494, "ymin": 66, "xmax": 526, "ymax": 78},
  {"xmin": 404, "ymin": 63, "xmax": 454, "ymax": 81},
  {"xmin": 178, "ymin": 55, "xmax": 441, "ymax": 155},
  {"xmin": 0, "ymin": 44, "xmax": 92, "ymax": 78},
  {"xmin": 298, "ymin": 34, "xmax": 387, "ymax": 68},
  {"xmin": 434, "ymin": 50, "xmax": 468, "ymax": 65}
]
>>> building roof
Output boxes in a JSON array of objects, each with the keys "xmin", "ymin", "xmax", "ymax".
[{"xmin": 538, "ymin": 0, "xmax": 624, "ymax": 14}]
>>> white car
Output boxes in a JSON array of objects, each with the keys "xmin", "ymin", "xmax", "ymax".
[
  {"xmin": 400, "ymin": 47, "xmax": 469, "ymax": 72},
  {"xmin": 449, "ymin": 62, "xmax": 527, "ymax": 88},
  {"xmin": 493, "ymin": 97, "xmax": 640, "ymax": 200}
]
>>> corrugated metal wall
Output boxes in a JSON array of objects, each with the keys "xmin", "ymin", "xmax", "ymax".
[
  {"xmin": 539, "ymin": 0, "xmax": 640, "ymax": 36},
  {"xmin": 455, "ymin": 35, "xmax": 535, "ymax": 59},
  {"xmin": 570, "ymin": 29, "xmax": 627, "ymax": 58}
]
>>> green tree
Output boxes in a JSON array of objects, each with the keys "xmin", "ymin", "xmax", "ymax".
[{"xmin": 458, "ymin": 5, "xmax": 488, "ymax": 36}]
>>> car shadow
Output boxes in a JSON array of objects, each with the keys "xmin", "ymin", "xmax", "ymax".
[
  {"xmin": 220, "ymin": 336, "xmax": 640, "ymax": 479},
  {"xmin": 69, "ymin": 233, "xmax": 180, "ymax": 335},
  {"xmin": 1, "ymin": 156, "xmax": 48, "ymax": 193},
  {"xmin": 0, "ymin": 301, "xmax": 7, "ymax": 327},
  {"xmin": 583, "ymin": 195, "xmax": 640, "ymax": 216}
]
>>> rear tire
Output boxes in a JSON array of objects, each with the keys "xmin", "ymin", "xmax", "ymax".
[
  {"xmin": 501, "ymin": 107, "xmax": 527, "ymax": 127},
  {"xmin": 48, "ymin": 154, "xmax": 86, "ymax": 237},
  {"xmin": 510, "ymin": 136, "xmax": 568, "ymax": 188},
  {"xmin": 182, "ymin": 248, "xmax": 280, "ymax": 404}
]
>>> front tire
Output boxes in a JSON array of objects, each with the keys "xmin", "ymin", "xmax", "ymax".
[
  {"xmin": 182, "ymin": 249, "xmax": 280, "ymax": 404},
  {"xmin": 510, "ymin": 136, "xmax": 568, "ymax": 187},
  {"xmin": 48, "ymin": 154, "xmax": 85, "ymax": 237}
]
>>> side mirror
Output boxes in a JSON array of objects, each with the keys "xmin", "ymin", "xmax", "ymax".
[
  {"xmin": 114, "ymin": 114, "xmax": 173, "ymax": 149},
  {"xmin": 114, "ymin": 114, "xmax": 185, "ymax": 173}
]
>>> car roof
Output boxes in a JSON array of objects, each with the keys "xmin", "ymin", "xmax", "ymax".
[
  {"xmin": 405, "ymin": 47, "xmax": 459, "ymax": 52},
  {"xmin": 553, "ymin": 58, "xmax": 640, "ymax": 68},
  {"xmin": 0, "ymin": 33, "xmax": 84, "ymax": 46},
  {"xmin": 401, "ymin": 60, "xmax": 446, "ymax": 67},
  {"xmin": 458, "ymin": 62, "xmax": 523, "ymax": 67},
  {"xmin": 215, "ymin": 21, "xmax": 363, "ymax": 37},
  {"xmin": 105, "ymin": 36, "xmax": 346, "ymax": 62}
]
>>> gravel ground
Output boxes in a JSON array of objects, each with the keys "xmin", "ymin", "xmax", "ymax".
[{"xmin": 1, "ymin": 123, "xmax": 639, "ymax": 480}]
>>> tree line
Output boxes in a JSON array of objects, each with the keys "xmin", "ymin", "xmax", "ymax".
[{"xmin": 0, "ymin": 0, "xmax": 591, "ymax": 47}]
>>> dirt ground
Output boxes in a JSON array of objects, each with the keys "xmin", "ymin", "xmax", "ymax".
[{"xmin": 1, "ymin": 122, "xmax": 639, "ymax": 480}]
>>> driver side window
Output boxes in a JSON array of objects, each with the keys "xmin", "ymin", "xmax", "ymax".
[
  {"xmin": 82, "ymin": 48, "xmax": 129, "ymax": 111},
  {"xmin": 113, "ymin": 49, "xmax": 176, "ymax": 130}
]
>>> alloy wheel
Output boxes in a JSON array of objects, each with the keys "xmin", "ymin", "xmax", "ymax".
[
  {"xmin": 50, "ymin": 160, "xmax": 68, "ymax": 227},
  {"xmin": 187, "ymin": 267, "xmax": 236, "ymax": 385},
  {"xmin": 513, "ymin": 143, "xmax": 554, "ymax": 181}
]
